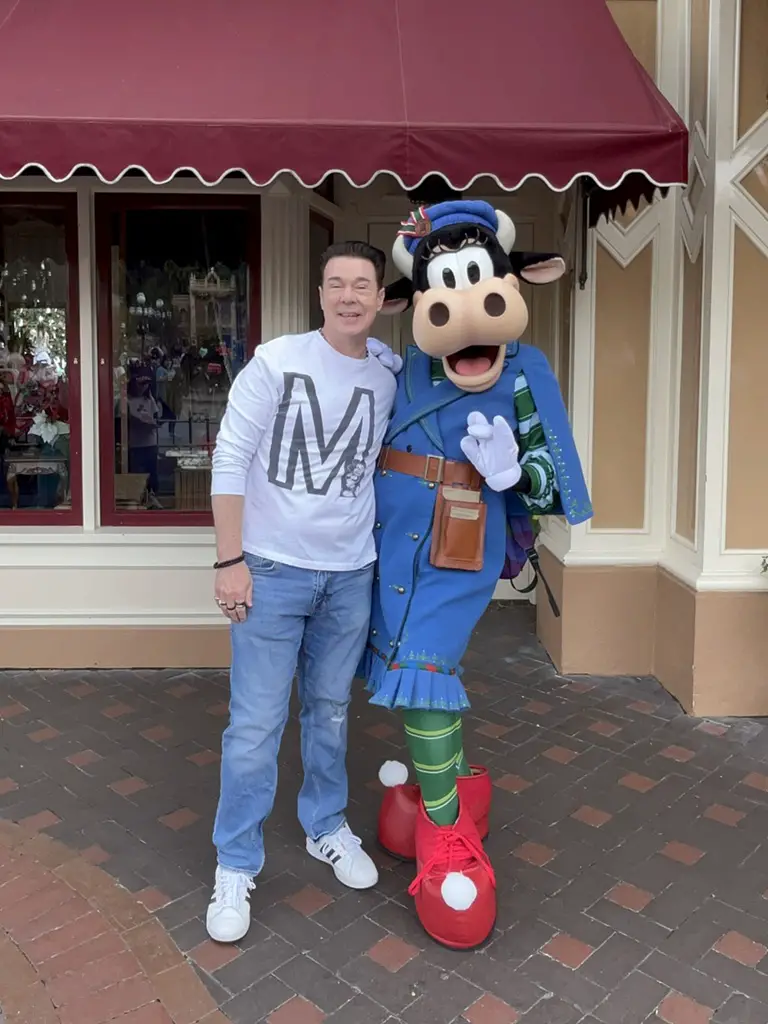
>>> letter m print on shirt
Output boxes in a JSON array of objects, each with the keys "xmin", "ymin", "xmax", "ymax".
[{"xmin": 268, "ymin": 373, "xmax": 375, "ymax": 497}]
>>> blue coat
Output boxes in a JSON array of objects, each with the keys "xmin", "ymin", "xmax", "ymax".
[{"xmin": 362, "ymin": 342, "xmax": 592, "ymax": 712}]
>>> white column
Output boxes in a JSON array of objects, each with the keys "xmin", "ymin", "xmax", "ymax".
[
  {"xmin": 76, "ymin": 182, "xmax": 99, "ymax": 531},
  {"xmin": 691, "ymin": 0, "xmax": 768, "ymax": 588},
  {"xmin": 539, "ymin": 1, "xmax": 686, "ymax": 575},
  {"xmin": 260, "ymin": 186, "xmax": 310, "ymax": 341}
]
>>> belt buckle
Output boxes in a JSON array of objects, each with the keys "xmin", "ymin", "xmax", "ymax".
[{"xmin": 423, "ymin": 454, "xmax": 445, "ymax": 484}]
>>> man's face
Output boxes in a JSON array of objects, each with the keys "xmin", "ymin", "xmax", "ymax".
[{"xmin": 320, "ymin": 257, "xmax": 384, "ymax": 338}]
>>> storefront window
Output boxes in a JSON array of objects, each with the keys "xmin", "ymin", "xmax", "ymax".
[
  {"xmin": 0, "ymin": 196, "xmax": 80, "ymax": 524},
  {"xmin": 96, "ymin": 196, "xmax": 260, "ymax": 526},
  {"xmin": 309, "ymin": 211, "xmax": 334, "ymax": 330}
]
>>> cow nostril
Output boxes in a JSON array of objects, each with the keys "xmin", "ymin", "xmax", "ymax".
[
  {"xmin": 484, "ymin": 293, "xmax": 506, "ymax": 318},
  {"xmin": 428, "ymin": 302, "xmax": 450, "ymax": 327}
]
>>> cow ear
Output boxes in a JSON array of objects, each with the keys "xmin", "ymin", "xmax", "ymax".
[
  {"xmin": 509, "ymin": 252, "xmax": 566, "ymax": 285},
  {"xmin": 380, "ymin": 277, "xmax": 413, "ymax": 315},
  {"xmin": 381, "ymin": 297, "xmax": 410, "ymax": 315}
]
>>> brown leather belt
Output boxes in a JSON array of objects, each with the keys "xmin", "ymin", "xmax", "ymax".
[{"xmin": 377, "ymin": 446, "xmax": 482, "ymax": 489}]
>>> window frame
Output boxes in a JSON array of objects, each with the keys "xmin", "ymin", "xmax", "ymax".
[
  {"xmin": 0, "ymin": 192, "xmax": 82, "ymax": 526},
  {"xmin": 95, "ymin": 192, "xmax": 261, "ymax": 528},
  {"xmin": 308, "ymin": 209, "xmax": 335, "ymax": 331}
]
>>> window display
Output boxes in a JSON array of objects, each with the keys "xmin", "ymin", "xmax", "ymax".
[
  {"xmin": 0, "ymin": 197, "xmax": 80, "ymax": 523},
  {"xmin": 96, "ymin": 197, "xmax": 260, "ymax": 525}
]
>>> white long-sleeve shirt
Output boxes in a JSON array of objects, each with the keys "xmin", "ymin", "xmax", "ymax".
[{"xmin": 211, "ymin": 331, "xmax": 397, "ymax": 571}]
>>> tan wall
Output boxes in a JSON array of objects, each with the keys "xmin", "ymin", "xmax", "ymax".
[
  {"xmin": 654, "ymin": 570, "xmax": 696, "ymax": 708},
  {"xmin": 607, "ymin": 0, "xmax": 657, "ymax": 78},
  {"xmin": 538, "ymin": 549, "xmax": 657, "ymax": 677},
  {"xmin": 725, "ymin": 228, "xmax": 768, "ymax": 550},
  {"xmin": 0, "ymin": 627, "xmax": 231, "ymax": 669},
  {"xmin": 591, "ymin": 242, "xmax": 653, "ymax": 529},
  {"xmin": 675, "ymin": 246, "xmax": 703, "ymax": 542},
  {"xmin": 742, "ymin": 161, "xmax": 768, "ymax": 216},
  {"xmin": 738, "ymin": 0, "xmax": 768, "ymax": 139},
  {"xmin": 537, "ymin": 557, "xmax": 768, "ymax": 717}
]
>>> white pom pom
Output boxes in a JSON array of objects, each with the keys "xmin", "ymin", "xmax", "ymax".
[
  {"xmin": 440, "ymin": 872, "xmax": 477, "ymax": 911},
  {"xmin": 378, "ymin": 760, "xmax": 409, "ymax": 787}
]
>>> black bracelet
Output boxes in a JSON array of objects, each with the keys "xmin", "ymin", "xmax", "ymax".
[{"xmin": 213, "ymin": 554, "xmax": 245, "ymax": 570}]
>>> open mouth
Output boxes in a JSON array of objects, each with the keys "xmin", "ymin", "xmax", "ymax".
[{"xmin": 445, "ymin": 345, "xmax": 501, "ymax": 378}]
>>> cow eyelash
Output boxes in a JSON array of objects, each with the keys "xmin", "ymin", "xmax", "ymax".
[{"xmin": 423, "ymin": 228, "xmax": 484, "ymax": 259}]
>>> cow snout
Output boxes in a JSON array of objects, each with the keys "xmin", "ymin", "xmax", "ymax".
[
  {"xmin": 411, "ymin": 272, "xmax": 529, "ymax": 357},
  {"xmin": 428, "ymin": 302, "xmax": 450, "ymax": 327},
  {"xmin": 484, "ymin": 293, "xmax": 506, "ymax": 318}
]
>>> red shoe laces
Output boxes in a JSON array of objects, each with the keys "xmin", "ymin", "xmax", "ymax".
[{"xmin": 408, "ymin": 826, "xmax": 496, "ymax": 897}]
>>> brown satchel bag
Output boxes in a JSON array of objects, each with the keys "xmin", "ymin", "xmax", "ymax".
[{"xmin": 430, "ymin": 485, "xmax": 486, "ymax": 572}]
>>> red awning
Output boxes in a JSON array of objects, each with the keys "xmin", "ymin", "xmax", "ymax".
[{"xmin": 0, "ymin": 0, "xmax": 688, "ymax": 204}]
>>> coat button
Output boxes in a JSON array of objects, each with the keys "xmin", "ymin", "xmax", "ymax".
[
  {"xmin": 375, "ymin": 522, "xmax": 382, "ymax": 529},
  {"xmin": 411, "ymin": 533, "xmax": 419, "ymax": 540},
  {"xmin": 371, "ymin": 629, "xmax": 377, "ymax": 636},
  {"xmin": 396, "ymin": 586, "xmax": 406, "ymax": 594},
  {"xmin": 428, "ymin": 482, "xmax": 436, "ymax": 489},
  {"xmin": 406, "ymin": 444, "xmax": 413, "ymax": 452}
]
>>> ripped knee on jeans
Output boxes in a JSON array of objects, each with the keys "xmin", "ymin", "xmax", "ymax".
[{"xmin": 329, "ymin": 700, "xmax": 348, "ymax": 725}]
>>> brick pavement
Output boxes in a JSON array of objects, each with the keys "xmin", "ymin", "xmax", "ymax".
[{"xmin": 1, "ymin": 603, "xmax": 768, "ymax": 1023}]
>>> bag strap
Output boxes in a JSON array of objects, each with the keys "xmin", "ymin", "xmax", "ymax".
[{"xmin": 510, "ymin": 545, "xmax": 561, "ymax": 618}]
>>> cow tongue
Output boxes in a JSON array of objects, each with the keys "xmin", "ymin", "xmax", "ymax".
[{"xmin": 454, "ymin": 354, "xmax": 492, "ymax": 376}]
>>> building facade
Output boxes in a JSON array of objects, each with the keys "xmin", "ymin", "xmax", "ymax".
[{"xmin": 0, "ymin": 0, "xmax": 765, "ymax": 715}]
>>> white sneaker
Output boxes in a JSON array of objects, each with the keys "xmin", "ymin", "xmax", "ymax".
[
  {"xmin": 205, "ymin": 865, "xmax": 255, "ymax": 943},
  {"xmin": 306, "ymin": 823, "xmax": 379, "ymax": 889}
]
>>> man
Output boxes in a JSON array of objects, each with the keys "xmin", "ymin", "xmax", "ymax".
[{"xmin": 207, "ymin": 241, "xmax": 399, "ymax": 943}]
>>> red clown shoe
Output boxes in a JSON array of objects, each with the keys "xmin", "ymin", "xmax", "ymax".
[
  {"xmin": 377, "ymin": 761, "xmax": 491, "ymax": 861},
  {"xmin": 407, "ymin": 796, "xmax": 496, "ymax": 950}
]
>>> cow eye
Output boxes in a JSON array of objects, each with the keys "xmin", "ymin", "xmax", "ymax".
[
  {"xmin": 456, "ymin": 246, "xmax": 494, "ymax": 288},
  {"xmin": 426, "ymin": 252, "xmax": 461, "ymax": 291}
]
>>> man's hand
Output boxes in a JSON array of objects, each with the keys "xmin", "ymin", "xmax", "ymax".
[
  {"xmin": 366, "ymin": 338, "xmax": 403, "ymax": 374},
  {"xmin": 459, "ymin": 411, "xmax": 522, "ymax": 491},
  {"xmin": 214, "ymin": 562, "xmax": 253, "ymax": 624}
]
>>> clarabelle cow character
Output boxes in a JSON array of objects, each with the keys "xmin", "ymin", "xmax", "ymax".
[{"xmin": 360, "ymin": 200, "xmax": 592, "ymax": 950}]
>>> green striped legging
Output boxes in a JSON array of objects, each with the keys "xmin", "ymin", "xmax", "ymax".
[{"xmin": 403, "ymin": 709, "xmax": 468, "ymax": 825}]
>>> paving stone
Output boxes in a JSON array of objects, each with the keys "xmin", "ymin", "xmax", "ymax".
[{"xmin": 1, "ymin": 605, "xmax": 767, "ymax": 1021}]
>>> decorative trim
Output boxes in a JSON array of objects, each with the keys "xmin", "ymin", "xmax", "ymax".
[
  {"xmin": 544, "ymin": 544, "xmax": 768, "ymax": 593},
  {"xmin": 0, "ymin": 163, "xmax": 689, "ymax": 194}
]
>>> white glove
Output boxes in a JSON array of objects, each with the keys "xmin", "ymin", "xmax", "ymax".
[
  {"xmin": 459, "ymin": 411, "xmax": 522, "ymax": 491},
  {"xmin": 366, "ymin": 338, "xmax": 403, "ymax": 374}
]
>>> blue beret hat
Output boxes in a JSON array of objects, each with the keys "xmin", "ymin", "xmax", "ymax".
[{"xmin": 397, "ymin": 200, "xmax": 499, "ymax": 255}]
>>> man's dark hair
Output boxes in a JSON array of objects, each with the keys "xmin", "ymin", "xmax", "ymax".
[{"xmin": 320, "ymin": 241, "xmax": 386, "ymax": 289}]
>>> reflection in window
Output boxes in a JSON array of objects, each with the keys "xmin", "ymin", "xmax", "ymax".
[
  {"xmin": 0, "ymin": 209, "xmax": 71, "ymax": 511},
  {"xmin": 108, "ymin": 208, "xmax": 251, "ymax": 514}
]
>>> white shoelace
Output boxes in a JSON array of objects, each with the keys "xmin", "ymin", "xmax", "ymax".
[
  {"xmin": 213, "ymin": 868, "xmax": 255, "ymax": 907},
  {"xmin": 320, "ymin": 825, "xmax": 362, "ymax": 861}
]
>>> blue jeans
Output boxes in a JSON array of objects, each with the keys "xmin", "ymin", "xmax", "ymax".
[{"xmin": 213, "ymin": 552, "xmax": 374, "ymax": 876}]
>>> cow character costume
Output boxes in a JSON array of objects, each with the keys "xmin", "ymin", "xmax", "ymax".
[{"xmin": 360, "ymin": 200, "xmax": 592, "ymax": 949}]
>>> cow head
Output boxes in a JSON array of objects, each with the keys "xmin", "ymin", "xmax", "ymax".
[{"xmin": 381, "ymin": 200, "xmax": 565, "ymax": 392}]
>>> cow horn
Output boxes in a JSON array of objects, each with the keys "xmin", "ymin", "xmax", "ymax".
[
  {"xmin": 495, "ymin": 210, "xmax": 516, "ymax": 254},
  {"xmin": 392, "ymin": 234, "xmax": 415, "ymax": 280}
]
